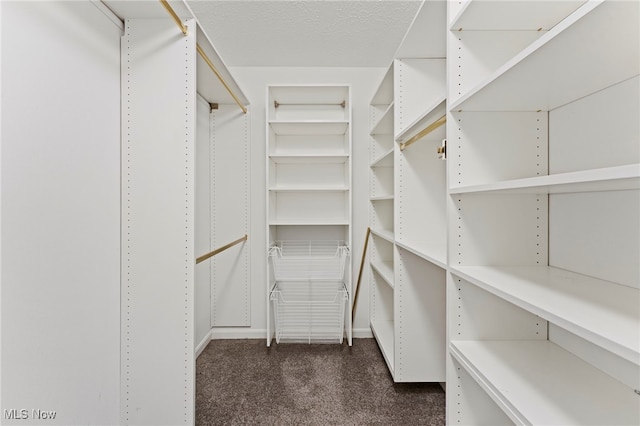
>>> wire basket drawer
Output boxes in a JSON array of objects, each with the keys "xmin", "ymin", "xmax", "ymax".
[
  {"xmin": 270, "ymin": 281, "xmax": 348, "ymax": 344},
  {"xmin": 269, "ymin": 240, "xmax": 349, "ymax": 281}
]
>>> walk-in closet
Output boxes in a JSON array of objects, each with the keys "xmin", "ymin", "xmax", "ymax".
[{"xmin": 1, "ymin": 1, "xmax": 638, "ymax": 425}]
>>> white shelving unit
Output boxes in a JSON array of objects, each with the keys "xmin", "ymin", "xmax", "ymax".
[
  {"xmin": 446, "ymin": 1, "xmax": 640, "ymax": 424},
  {"xmin": 266, "ymin": 85, "xmax": 352, "ymax": 346},
  {"xmin": 368, "ymin": 0, "xmax": 447, "ymax": 382}
]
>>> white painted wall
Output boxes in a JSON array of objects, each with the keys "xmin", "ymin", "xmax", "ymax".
[
  {"xmin": 210, "ymin": 67, "xmax": 387, "ymax": 339},
  {"xmin": 1, "ymin": 2, "xmax": 121, "ymax": 424}
]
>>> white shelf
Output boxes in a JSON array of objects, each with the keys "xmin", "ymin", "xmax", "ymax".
[
  {"xmin": 269, "ymin": 220, "xmax": 349, "ymax": 226},
  {"xmin": 371, "ymin": 260, "xmax": 394, "ymax": 289},
  {"xmin": 450, "ymin": 340, "xmax": 640, "ymax": 426},
  {"xmin": 370, "ymin": 103, "xmax": 394, "ymax": 136},
  {"xmin": 395, "ymin": 0, "xmax": 446, "ymax": 59},
  {"xmin": 371, "ymin": 319, "xmax": 395, "ymax": 375},
  {"xmin": 450, "ymin": 265, "xmax": 640, "ymax": 364},
  {"xmin": 449, "ymin": 1, "xmax": 639, "ymax": 112},
  {"xmin": 269, "ymin": 121, "xmax": 349, "ymax": 136},
  {"xmin": 370, "ymin": 228, "xmax": 394, "ymax": 244},
  {"xmin": 395, "ymin": 240, "xmax": 446, "ymax": 270},
  {"xmin": 450, "ymin": 0, "xmax": 586, "ymax": 31},
  {"xmin": 395, "ymin": 97, "xmax": 446, "ymax": 143},
  {"xmin": 270, "ymin": 187, "xmax": 349, "ymax": 192},
  {"xmin": 269, "ymin": 155, "xmax": 348, "ymax": 164},
  {"xmin": 370, "ymin": 195, "xmax": 394, "ymax": 201},
  {"xmin": 370, "ymin": 148, "xmax": 394, "ymax": 168},
  {"xmin": 371, "ymin": 66, "xmax": 394, "ymax": 106},
  {"xmin": 449, "ymin": 164, "xmax": 640, "ymax": 195}
]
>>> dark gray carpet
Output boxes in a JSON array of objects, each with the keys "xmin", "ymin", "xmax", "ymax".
[{"xmin": 196, "ymin": 338, "xmax": 445, "ymax": 425}]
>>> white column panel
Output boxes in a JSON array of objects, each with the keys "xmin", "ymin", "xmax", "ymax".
[
  {"xmin": 1, "ymin": 1, "xmax": 121, "ymax": 424},
  {"xmin": 210, "ymin": 105, "xmax": 250, "ymax": 326},
  {"xmin": 122, "ymin": 19, "xmax": 195, "ymax": 425}
]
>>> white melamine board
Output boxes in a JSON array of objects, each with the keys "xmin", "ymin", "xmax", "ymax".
[
  {"xmin": 370, "ymin": 103, "xmax": 394, "ymax": 136},
  {"xmin": 371, "ymin": 148, "xmax": 394, "ymax": 167},
  {"xmin": 451, "ymin": 1, "xmax": 639, "ymax": 111},
  {"xmin": 396, "ymin": 98, "xmax": 446, "ymax": 144},
  {"xmin": 371, "ymin": 260, "xmax": 395, "ymax": 289},
  {"xmin": 395, "ymin": 249, "xmax": 446, "ymax": 381},
  {"xmin": 397, "ymin": 137, "xmax": 447, "ymax": 266},
  {"xmin": 395, "ymin": 0, "xmax": 446, "ymax": 59},
  {"xmin": 449, "ymin": 275, "xmax": 547, "ymax": 341},
  {"xmin": 371, "ymin": 65, "xmax": 394, "ymax": 105},
  {"xmin": 370, "ymin": 228, "xmax": 394, "ymax": 244},
  {"xmin": 122, "ymin": 19, "xmax": 195, "ymax": 425},
  {"xmin": 450, "ymin": 164, "xmax": 640, "ymax": 194},
  {"xmin": 395, "ymin": 240, "xmax": 446, "ymax": 270},
  {"xmin": 210, "ymin": 105, "xmax": 250, "ymax": 327},
  {"xmin": 270, "ymin": 134, "xmax": 347, "ymax": 156},
  {"xmin": 450, "ymin": 340, "xmax": 640, "ymax": 426},
  {"xmin": 447, "ymin": 356, "xmax": 516, "ymax": 426},
  {"xmin": 270, "ymin": 191, "xmax": 347, "ymax": 223},
  {"xmin": 270, "ymin": 121, "xmax": 348, "ymax": 136},
  {"xmin": 550, "ymin": 190, "xmax": 639, "ymax": 289},
  {"xmin": 449, "ymin": 112, "xmax": 548, "ymax": 188},
  {"xmin": 1, "ymin": 2, "xmax": 120, "ymax": 423},
  {"xmin": 450, "ymin": 0, "xmax": 586, "ymax": 31},
  {"xmin": 195, "ymin": 96, "xmax": 212, "ymax": 349},
  {"xmin": 550, "ymin": 76, "xmax": 640, "ymax": 174},
  {"xmin": 451, "ymin": 266, "xmax": 640, "ymax": 364},
  {"xmin": 270, "ymin": 155, "xmax": 348, "ymax": 164},
  {"xmin": 272, "ymin": 225, "xmax": 348, "ymax": 242},
  {"xmin": 370, "ymin": 165, "xmax": 394, "ymax": 198},
  {"xmin": 550, "ymin": 324, "xmax": 640, "ymax": 391},
  {"xmin": 450, "ymin": 194, "xmax": 548, "ymax": 267},
  {"xmin": 448, "ymin": 30, "xmax": 542, "ymax": 106},
  {"xmin": 394, "ymin": 59, "xmax": 446, "ymax": 138},
  {"xmin": 370, "ymin": 199, "xmax": 394, "ymax": 236},
  {"xmin": 371, "ymin": 319, "xmax": 395, "ymax": 374},
  {"xmin": 271, "ymin": 162, "xmax": 347, "ymax": 189}
]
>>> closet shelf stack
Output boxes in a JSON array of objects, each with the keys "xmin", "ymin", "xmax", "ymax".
[{"xmin": 266, "ymin": 85, "xmax": 353, "ymax": 346}]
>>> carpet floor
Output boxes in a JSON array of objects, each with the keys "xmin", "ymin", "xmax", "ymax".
[{"xmin": 196, "ymin": 338, "xmax": 446, "ymax": 425}]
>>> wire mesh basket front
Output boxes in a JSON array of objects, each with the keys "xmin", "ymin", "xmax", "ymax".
[
  {"xmin": 269, "ymin": 240, "xmax": 349, "ymax": 281},
  {"xmin": 270, "ymin": 281, "xmax": 348, "ymax": 344}
]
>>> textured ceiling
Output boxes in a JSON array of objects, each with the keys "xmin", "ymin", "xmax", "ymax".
[{"xmin": 187, "ymin": 1, "xmax": 422, "ymax": 67}]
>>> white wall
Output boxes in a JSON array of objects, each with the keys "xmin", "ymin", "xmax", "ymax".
[
  {"xmin": 210, "ymin": 66, "xmax": 387, "ymax": 339},
  {"xmin": 1, "ymin": 2, "xmax": 121, "ymax": 424}
]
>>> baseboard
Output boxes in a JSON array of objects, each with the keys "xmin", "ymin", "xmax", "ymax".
[
  {"xmin": 195, "ymin": 329, "xmax": 213, "ymax": 359},
  {"xmin": 352, "ymin": 327, "xmax": 374, "ymax": 338},
  {"xmin": 210, "ymin": 328, "xmax": 268, "ymax": 340}
]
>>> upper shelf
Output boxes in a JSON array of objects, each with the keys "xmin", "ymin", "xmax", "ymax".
[
  {"xmin": 395, "ymin": 98, "xmax": 446, "ymax": 144},
  {"xmin": 103, "ymin": 0, "xmax": 249, "ymax": 107},
  {"xmin": 449, "ymin": 0, "xmax": 639, "ymax": 112},
  {"xmin": 395, "ymin": 0, "xmax": 446, "ymax": 59},
  {"xmin": 449, "ymin": 164, "xmax": 640, "ymax": 195},
  {"xmin": 370, "ymin": 104, "xmax": 394, "ymax": 136},
  {"xmin": 450, "ymin": 265, "xmax": 640, "ymax": 365},
  {"xmin": 269, "ymin": 121, "xmax": 349, "ymax": 136},
  {"xmin": 371, "ymin": 66, "xmax": 394, "ymax": 106},
  {"xmin": 450, "ymin": 0, "xmax": 586, "ymax": 31}
]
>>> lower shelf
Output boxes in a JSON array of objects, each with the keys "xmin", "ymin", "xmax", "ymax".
[
  {"xmin": 371, "ymin": 319, "xmax": 395, "ymax": 376},
  {"xmin": 450, "ymin": 340, "xmax": 640, "ymax": 426}
]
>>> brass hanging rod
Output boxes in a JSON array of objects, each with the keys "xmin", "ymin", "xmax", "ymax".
[
  {"xmin": 159, "ymin": 0, "xmax": 248, "ymax": 114},
  {"xmin": 274, "ymin": 100, "xmax": 346, "ymax": 109},
  {"xmin": 196, "ymin": 234, "xmax": 248, "ymax": 264},
  {"xmin": 159, "ymin": 0, "xmax": 187, "ymax": 35},
  {"xmin": 399, "ymin": 114, "xmax": 447, "ymax": 152},
  {"xmin": 352, "ymin": 227, "xmax": 371, "ymax": 322}
]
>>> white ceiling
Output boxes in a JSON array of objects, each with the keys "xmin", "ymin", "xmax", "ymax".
[{"xmin": 186, "ymin": 0, "xmax": 423, "ymax": 67}]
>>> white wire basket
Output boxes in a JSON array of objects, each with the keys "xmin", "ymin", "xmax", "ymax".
[
  {"xmin": 270, "ymin": 281, "xmax": 348, "ymax": 344},
  {"xmin": 269, "ymin": 240, "xmax": 349, "ymax": 281}
]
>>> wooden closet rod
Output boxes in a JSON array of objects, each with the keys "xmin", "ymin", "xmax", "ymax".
[
  {"xmin": 196, "ymin": 234, "xmax": 248, "ymax": 264},
  {"xmin": 159, "ymin": 0, "xmax": 248, "ymax": 114},
  {"xmin": 399, "ymin": 114, "xmax": 446, "ymax": 152},
  {"xmin": 274, "ymin": 100, "xmax": 346, "ymax": 109}
]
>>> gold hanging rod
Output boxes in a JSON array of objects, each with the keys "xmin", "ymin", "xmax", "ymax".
[
  {"xmin": 196, "ymin": 234, "xmax": 248, "ymax": 264},
  {"xmin": 159, "ymin": 0, "xmax": 188, "ymax": 35},
  {"xmin": 352, "ymin": 227, "xmax": 371, "ymax": 322},
  {"xmin": 399, "ymin": 114, "xmax": 447, "ymax": 152},
  {"xmin": 274, "ymin": 100, "xmax": 346, "ymax": 109},
  {"xmin": 158, "ymin": 0, "xmax": 248, "ymax": 114},
  {"xmin": 197, "ymin": 44, "xmax": 248, "ymax": 114}
]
